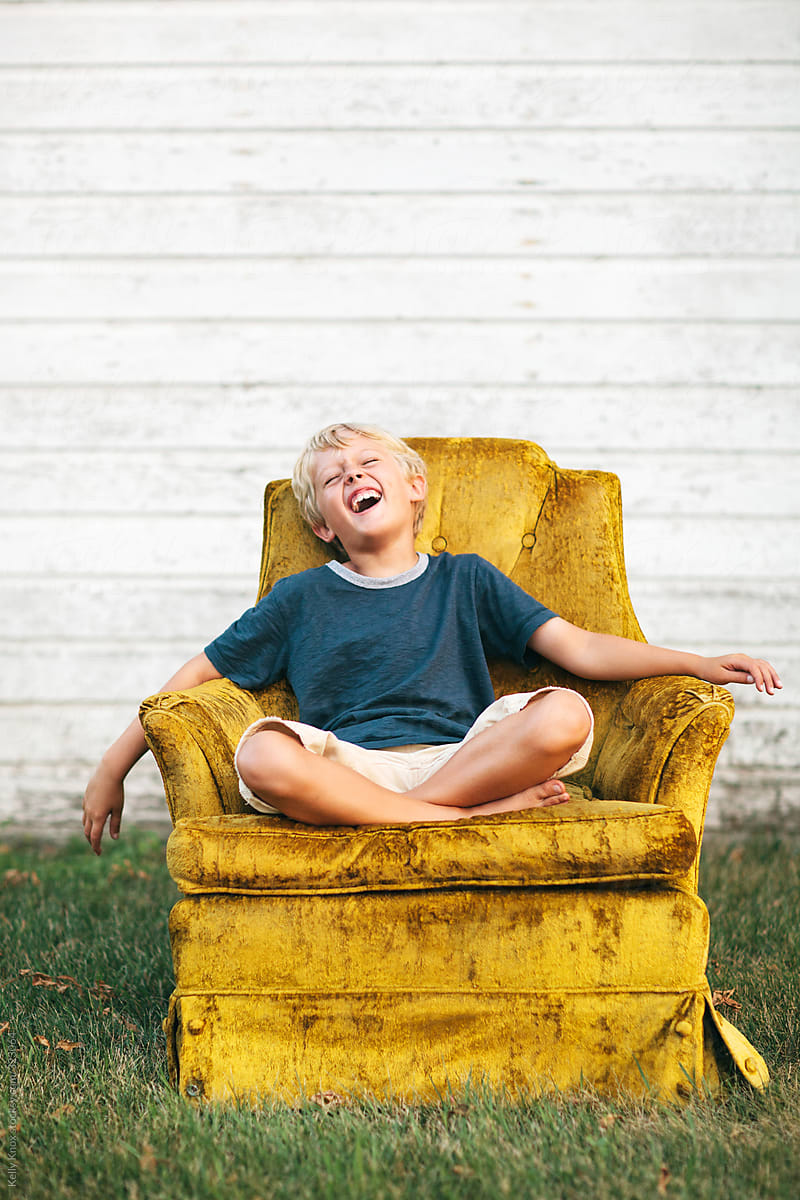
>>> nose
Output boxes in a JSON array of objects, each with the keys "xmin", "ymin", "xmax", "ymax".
[{"xmin": 345, "ymin": 469, "xmax": 363, "ymax": 483}]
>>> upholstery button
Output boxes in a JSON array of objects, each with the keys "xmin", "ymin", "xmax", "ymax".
[
  {"xmin": 744, "ymin": 1057, "xmax": 757, "ymax": 1074},
  {"xmin": 187, "ymin": 1018, "xmax": 205, "ymax": 1035},
  {"xmin": 431, "ymin": 535, "xmax": 447, "ymax": 553},
  {"xmin": 521, "ymin": 532, "xmax": 536, "ymax": 549},
  {"xmin": 674, "ymin": 1020, "xmax": 692, "ymax": 1038}
]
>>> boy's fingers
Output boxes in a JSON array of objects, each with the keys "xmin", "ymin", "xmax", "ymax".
[
  {"xmin": 764, "ymin": 661, "xmax": 783, "ymax": 690},
  {"xmin": 734, "ymin": 658, "xmax": 781, "ymax": 694},
  {"xmin": 752, "ymin": 660, "xmax": 780, "ymax": 694},
  {"xmin": 746, "ymin": 664, "xmax": 764, "ymax": 691},
  {"xmin": 89, "ymin": 816, "xmax": 106, "ymax": 855}
]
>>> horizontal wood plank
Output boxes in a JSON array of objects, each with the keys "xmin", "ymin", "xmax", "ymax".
[
  {"xmin": 722, "ymin": 711, "xmax": 800, "ymax": 770},
  {"xmin": 626, "ymin": 580, "xmax": 800, "ymax": 648},
  {"xmin": 2, "ymin": 449, "xmax": 797, "ymax": 517},
  {"xmin": 2, "ymin": 640, "xmax": 793, "ymax": 706},
  {"xmin": 1, "ymin": 701, "xmax": 793, "ymax": 772},
  {"xmin": 3, "ymin": 195, "xmax": 799, "ymax": 258},
  {"xmin": 0, "ymin": 760, "xmax": 171, "ymax": 831},
  {"xmin": 1, "ymin": 3, "xmax": 798, "ymax": 65},
  {"xmin": 1, "ymin": 642, "xmax": 196, "ymax": 704},
  {"xmin": 2, "ymin": 577, "xmax": 796, "ymax": 646},
  {"xmin": 4, "ymin": 512, "xmax": 797, "ymax": 579},
  {"xmin": 3, "ymin": 760, "xmax": 798, "ymax": 833},
  {"xmin": 3, "ymin": 131, "xmax": 800, "ymax": 193},
  {"xmin": 0, "ymin": 322, "xmax": 798, "ymax": 385},
  {"xmin": 4, "ymin": 386, "xmax": 797, "ymax": 451},
  {"xmin": 0, "ymin": 579, "xmax": 256, "ymax": 642},
  {"xmin": 4, "ymin": 260, "xmax": 800, "ymax": 321},
  {"xmin": 3, "ymin": 64, "xmax": 798, "ymax": 130},
  {"xmin": 0, "ymin": 703, "xmax": 156, "ymax": 765},
  {"xmin": 709, "ymin": 767, "xmax": 800, "ymax": 828}
]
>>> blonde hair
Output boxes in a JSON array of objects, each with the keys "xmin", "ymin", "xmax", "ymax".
[{"xmin": 292, "ymin": 423, "xmax": 427, "ymax": 541}]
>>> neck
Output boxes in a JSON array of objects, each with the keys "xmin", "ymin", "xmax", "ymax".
[{"xmin": 341, "ymin": 540, "xmax": 419, "ymax": 579}]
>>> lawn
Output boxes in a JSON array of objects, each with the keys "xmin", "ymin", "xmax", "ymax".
[{"xmin": 2, "ymin": 828, "xmax": 798, "ymax": 1199}]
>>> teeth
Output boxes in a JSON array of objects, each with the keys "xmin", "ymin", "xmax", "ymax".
[{"xmin": 351, "ymin": 489, "xmax": 381, "ymax": 513}]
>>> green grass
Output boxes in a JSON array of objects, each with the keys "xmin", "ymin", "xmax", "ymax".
[{"xmin": 2, "ymin": 828, "xmax": 799, "ymax": 1199}]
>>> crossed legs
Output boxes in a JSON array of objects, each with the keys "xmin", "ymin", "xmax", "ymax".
[{"xmin": 235, "ymin": 690, "xmax": 592, "ymax": 827}]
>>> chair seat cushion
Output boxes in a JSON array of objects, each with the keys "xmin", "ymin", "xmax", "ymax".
[{"xmin": 166, "ymin": 799, "xmax": 697, "ymax": 895}]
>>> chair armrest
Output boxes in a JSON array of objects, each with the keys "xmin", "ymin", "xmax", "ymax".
[
  {"xmin": 139, "ymin": 677, "xmax": 298, "ymax": 824},
  {"xmin": 592, "ymin": 676, "xmax": 734, "ymax": 874}
]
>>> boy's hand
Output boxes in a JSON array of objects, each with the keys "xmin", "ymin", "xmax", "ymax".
[
  {"xmin": 701, "ymin": 654, "xmax": 782, "ymax": 695},
  {"xmin": 80, "ymin": 654, "xmax": 221, "ymax": 853},
  {"xmin": 82, "ymin": 764, "xmax": 125, "ymax": 855}
]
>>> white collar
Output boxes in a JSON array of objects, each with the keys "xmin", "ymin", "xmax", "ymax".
[{"xmin": 326, "ymin": 553, "xmax": 430, "ymax": 589}]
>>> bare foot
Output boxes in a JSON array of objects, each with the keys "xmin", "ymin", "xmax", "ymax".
[{"xmin": 459, "ymin": 779, "xmax": 570, "ymax": 818}]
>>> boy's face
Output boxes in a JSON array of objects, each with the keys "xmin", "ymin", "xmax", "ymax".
[{"xmin": 310, "ymin": 436, "xmax": 426, "ymax": 555}]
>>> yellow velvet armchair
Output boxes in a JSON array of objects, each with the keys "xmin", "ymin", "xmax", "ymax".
[{"xmin": 140, "ymin": 438, "xmax": 768, "ymax": 1104}]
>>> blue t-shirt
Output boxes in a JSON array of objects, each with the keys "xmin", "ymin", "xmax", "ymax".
[{"xmin": 204, "ymin": 552, "xmax": 557, "ymax": 749}]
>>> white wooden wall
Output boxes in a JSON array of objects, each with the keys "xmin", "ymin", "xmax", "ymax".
[{"xmin": 2, "ymin": 1, "xmax": 798, "ymax": 835}]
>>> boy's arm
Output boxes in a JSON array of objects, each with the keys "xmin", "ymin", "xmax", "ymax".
[
  {"xmin": 82, "ymin": 652, "xmax": 223, "ymax": 856},
  {"xmin": 528, "ymin": 618, "xmax": 782, "ymax": 694}
]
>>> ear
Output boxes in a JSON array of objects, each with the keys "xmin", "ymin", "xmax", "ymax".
[
  {"xmin": 409, "ymin": 473, "xmax": 427, "ymax": 502},
  {"xmin": 310, "ymin": 521, "xmax": 337, "ymax": 544}
]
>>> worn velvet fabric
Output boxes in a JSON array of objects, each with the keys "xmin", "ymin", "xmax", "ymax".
[{"xmin": 140, "ymin": 438, "xmax": 769, "ymax": 1103}]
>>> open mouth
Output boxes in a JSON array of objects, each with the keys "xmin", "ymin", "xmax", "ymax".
[{"xmin": 350, "ymin": 489, "xmax": 382, "ymax": 513}]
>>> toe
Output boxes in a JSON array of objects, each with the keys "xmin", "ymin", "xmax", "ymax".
[
  {"xmin": 532, "ymin": 780, "xmax": 569, "ymax": 807},
  {"xmin": 545, "ymin": 780, "xmax": 569, "ymax": 805}
]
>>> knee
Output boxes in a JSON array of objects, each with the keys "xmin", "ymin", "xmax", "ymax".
[
  {"xmin": 237, "ymin": 730, "xmax": 304, "ymax": 799},
  {"xmin": 523, "ymin": 692, "xmax": 592, "ymax": 758}
]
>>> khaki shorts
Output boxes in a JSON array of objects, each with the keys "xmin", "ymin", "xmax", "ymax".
[{"xmin": 234, "ymin": 687, "xmax": 594, "ymax": 816}]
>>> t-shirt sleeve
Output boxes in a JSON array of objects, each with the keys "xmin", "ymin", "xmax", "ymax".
[
  {"xmin": 203, "ymin": 585, "xmax": 289, "ymax": 691},
  {"xmin": 473, "ymin": 556, "xmax": 558, "ymax": 665}
]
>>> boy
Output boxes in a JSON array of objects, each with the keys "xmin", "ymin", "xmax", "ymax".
[{"xmin": 83, "ymin": 424, "xmax": 781, "ymax": 853}]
